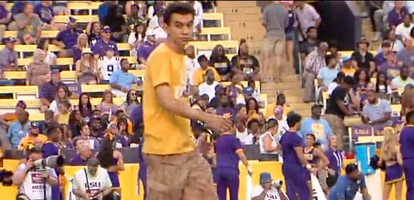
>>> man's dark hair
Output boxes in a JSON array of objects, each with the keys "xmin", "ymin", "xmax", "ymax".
[
  {"xmin": 87, "ymin": 158, "xmax": 100, "ymax": 167},
  {"xmin": 163, "ymin": 2, "xmax": 196, "ymax": 25},
  {"xmin": 343, "ymin": 76, "xmax": 356, "ymax": 86},
  {"xmin": 345, "ymin": 163, "xmax": 358, "ymax": 174},
  {"xmin": 406, "ymin": 110, "xmax": 414, "ymax": 123},
  {"xmin": 46, "ymin": 124, "xmax": 60, "ymax": 136},
  {"xmin": 286, "ymin": 113, "xmax": 302, "ymax": 128},
  {"xmin": 311, "ymin": 104, "xmax": 323, "ymax": 111}
]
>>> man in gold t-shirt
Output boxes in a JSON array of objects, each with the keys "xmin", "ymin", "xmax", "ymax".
[{"xmin": 142, "ymin": 3, "xmax": 231, "ymax": 200}]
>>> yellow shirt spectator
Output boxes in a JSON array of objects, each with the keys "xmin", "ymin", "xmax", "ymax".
[
  {"xmin": 57, "ymin": 112, "xmax": 70, "ymax": 125},
  {"xmin": 18, "ymin": 134, "xmax": 48, "ymax": 150},
  {"xmin": 143, "ymin": 44, "xmax": 195, "ymax": 155},
  {"xmin": 193, "ymin": 66, "xmax": 221, "ymax": 86},
  {"xmin": 341, "ymin": 67, "xmax": 356, "ymax": 76},
  {"xmin": 110, "ymin": 117, "xmax": 133, "ymax": 135},
  {"xmin": 265, "ymin": 103, "xmax": 290, "ymax": 119}
]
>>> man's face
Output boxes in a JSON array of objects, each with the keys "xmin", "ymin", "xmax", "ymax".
[
  {"xmin": 401, "ymin": 68, "xmax": 409, "ymax": 78},
  {"xmin": 164, "ymin": 13, "xmax": 194, "ymax": 47},
  {"xmin": 312, "ymin": 107, "xmax": 322, "ymax": 117},
  {"xmin": 91, "ymin": 120, "xmax": 101, "ymax": 130},
  {"xmin": 308, "ymin": 28, "xmax": 317, "ymax": 39},
  {"xmin": 87, "ymin": 165, "xmax": 98, "ymax": 176},
  {"xmin": 28, "ymin": 152, "xmax": 42, "ymax": 161},
  {"xmin": 52, "ymin": 73, "xmax": 61, "ymax": 82},
  {"xmin": 30, "ymin": 127, "xmax": 39, "ymax": 135},
  {"xmin": 18, "ymin": 112, "xmax": 28, "ymax": 122},
  {"xmin": 102, "ymin": 30, "xmax": 111, "ymax": 39},
  {"xmin": 367, "ymin": 91, "xmax": 377, "ymax": 104},
  {"xmin": 24, "ymin": 4, "xmax": 34, "ymax": 14},
  {"xmin": 80, "ymin": 147, "xmax": 92, "ymax": 159},
  {"xmin": 121, "ymin": 60, "xmax": 130, "ymax": 70},
  {"xmin": 6, "ymin": 41, "xmax": 15, "ymax": 49},
  {"xmin": 147, "ymin": 35, "xmax": 156, "ymax": 43},
  {"xmin": 349, "ymin": 170, "xmax": 360, "ymax": 181},
  {"xmin": 261, "ymin": 182, "xmax": 272, "ymax": 190}
]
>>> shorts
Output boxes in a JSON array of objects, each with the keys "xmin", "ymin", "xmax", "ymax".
[
  {"xmin": 144, "ymin": 150, "xmax": 218, "ymax": 200},
  {"xmin": 108, "ymin": 171, "xmax": 121, "ymax": 187},
  {"xmin": 286, "ymin": 31, "xmax": 295, "ymax": 41}
]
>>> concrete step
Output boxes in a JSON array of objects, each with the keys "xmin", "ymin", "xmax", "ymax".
[
  {"xmin": 247, "ymin": 39, "xmax": 265, "ymax": 49},
  {"xmin": 295, "ymin": 109, "xmax": 312, "ymax": 117},
  {"xmin": 262, "ymin": 82, "xmax": 302, "ymax": 90},
  {"xmin": 231, "ymin": 27, "xmax": 265, "ymax": 41},
  {"xmin": 217, "ymin": 7, "xmax": 261, "ymax": 15},
  {"xmin": 288, "ymin": 102, "xmax": 313, "ymax": 110},
  {"xmin": 217, "ymin": 1, "xmax": 257, "ymax": 8},
  {"xmin": 263, "ymin": 88, "xmax": 304, "ymax": 98},
  {"xmin": 224, "ymin": 13, "xmax": 261, "ymax": 22},
  {"xmin": 225, "ymin": 21, "xmax": 264, "ymax": 30}
]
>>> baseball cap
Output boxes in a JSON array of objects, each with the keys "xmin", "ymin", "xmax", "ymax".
[
  {"xmin": 342, "ymin": 55, "xmax": 352, "ymax": 62},
  {"xmin": 51, "ymin": 69, "xmax": 61, "ymax": 74},
  {"xmin": 4, "ymin": 37, "xmax": 17, "ymax": 43},
  {"xmin": 66, "ymin": 16, "xmax": 77, "ymax": 24},
  {"xmin": 81, "ymin": 47, "xmax": 93, "ymax": 55},
  {"xmin": 29, "ymin": 121, "xmax": 40, "ymax": 129},
  {"xmin": 102, "ymin": 26, "xmax": 111, "ymax": 32},
  {"xmin": 259, "ymin": 172, "xmax": 273, "ymax": 183},
  {"xmin": 16, "ymin": 100, "xmax": 26, "ymax": 109}
]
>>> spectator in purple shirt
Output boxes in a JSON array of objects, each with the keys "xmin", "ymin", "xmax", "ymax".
[
  {"xmin": 397, "ymin": 37, "xmax": 414, "ymax": 67},
  {"xmin": 388, "ymin": 1, "xmax": 408, "ymax": 29},
  {"xmin": 42, "ymin": 125, "xmax": 63, "ymax": 200},
  {"xmin": 70, "ymin": 144, "xmax": 93, "ymax": 166},
  {"xmin": 39, "ymin": 69, "xmax": 69, "ymax": 111},
  {"xmin": 378, "ymin": 48, "xmax": 401, "ymax": 80},
  {"xmin": 53, "ymin": 16, "xmax": 84, "ymax": 57},
  {"xmin": 34, "ymin": 1, "xmax": 55, "ymax": 29},
  {"xmin": 324, "ymin": 135, "xmax": 344, "ymax": 189},
  {"xmin": 215, "ymin": 94, "xmax": 237, "ymax": 119},
  {"xmin": 374, "ymin": 41, "xmax": 391, "ymax": 67},
  {"xmin": 215, "ymin": 124, "xmax": 252, "ymax": 200},
  {"xmin": 92, "ymin": 26, "xmax": 119, "ymax": 57},
  {"xmin": 0, "ymin": 1, "xmax": 9, "ymax": 41},
  {"xmin": 137, "ymin": 30, "xmax": 158, "ymax": 65},
  {"xmin": 8, "ymin": 1, "xmax": 25, "ymax": 29},
  {"xmin": 279, "ymin": 113, "xmax": 315, "ymax": 200}
]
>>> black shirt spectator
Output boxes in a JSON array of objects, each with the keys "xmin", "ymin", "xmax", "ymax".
[
  {"xmin": 325, "ymin": 86, "xmax": 350, "ymax": 119},
  {"xmin": 209, "ymin": 45, "xmax": 231, "ymax": 77},
  {"xmin": 351, "ymin": 39, "xmax": 375, "ymax": 72}
]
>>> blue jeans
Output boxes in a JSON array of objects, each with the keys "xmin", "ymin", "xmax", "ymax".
[{"xmin": 0, "ymin": 79, "xmax": 15, "ymax": 86}]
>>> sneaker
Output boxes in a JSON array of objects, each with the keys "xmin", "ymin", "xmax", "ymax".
[{"xmin": 372, "ymin": 32, "xmax": 382, "ymax": 42}]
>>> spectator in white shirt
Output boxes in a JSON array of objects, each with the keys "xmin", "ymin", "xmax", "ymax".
[
  {"xmin": 395, "ymin": 13, "xmax": 414, "ymax": 40},
  {"xmin": 199, "ymin": 69, "xmax": 220, "ymax": 101},
  {"xmin": 127, "ymin": 23, "xmax": 146, "ymax": 58},
  {"xmin": 189, "ymin": 1, "xmax": 204, "ymax": 39},
  {"xmin": 185, "ymin": 45, "xmax": 200, "ymax": 85},
  {"xmin": 152, "ymin": 12, "xmax": 167, "ymax": 40},
  {"xmin": 251, "ymin": 172, "xmax": 288, "ymax": 200}
]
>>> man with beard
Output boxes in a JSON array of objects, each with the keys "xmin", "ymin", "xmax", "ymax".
[
  {"xmin": 362, "ymin": 85, "xmax": 392, "ymax": 127},
  {"xmin": 18, "ymin": 121, "xmax": 47, "ymax": 150},
  {"xmin": 89, "ymin": 117, "xmax": 105, "ymax": 140}
]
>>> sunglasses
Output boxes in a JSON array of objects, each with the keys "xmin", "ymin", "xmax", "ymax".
[{"xmin": 130, "ymin": 93, "xmax": 136, "ymax": 96}]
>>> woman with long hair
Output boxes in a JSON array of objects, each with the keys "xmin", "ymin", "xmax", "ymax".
[
  {"xmin": 209, "ymin": 44, "xmax": 231, "ymax": 80},
  {"xmin": 379, "ymin": 128, "xmax": 403, "ymax": 200},
  {"xmin": 78, "ymin": 93, "xmax": 93, "ymax": 119},
  {"xmin": 127, "ymin": 22, "xmax": 146, "ymax": 58},
  {"xmin": 401, "ymin": 84, "xmax": 414, "ymax": 116},
  {"xmin": 48, "ymin": 85, "xmax": 72, "ymax": 114},
  {"xmin": 258, "ymin": 119, "xmax": 279, "ymax": 161},
  {"xmin": 26, "ymin": 49, "xmax": 51, "ymax": 86},
  {"xmin": 303, "ymin": 134, "xmax": 329, "ymax": 195},
  {"xmin": 72, "ymin": 33, "xmax": 90, "ymax": 62},
  {"xmin": 120, "ymin": 89, "xmax": 140, "ymax": 117},
  {"xmin": 76, "ymin": 48, "xmax": 98, "ymax": 85},
  {"xmin": 68, "ymin": 110, "xmax": 83, "ymax": 139},
  {"xmin": 96, "ymin": 138, "xmax": 125, "ymax": 195},
  {"xmin": 375, "ymin": 71, "xmax": 392, "ymax": 100},
  {"xmin": 86, "ymin": 22, "xmax": 101, "ymax": 46},
  {"xmin": 97, "ymin": 90, "xmax": 118, "ymax": 117},
  {"xmin": 246, "ymin": 98, "xmax": 259, "ymax": 120}
]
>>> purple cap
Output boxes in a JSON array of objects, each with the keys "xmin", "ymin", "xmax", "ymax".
[
  {"xmin": 16, "ymin": 100, "xmax": 26, "ymax": 109},
  {"xmin": 102, "ymin": 26, "xmax": 111, "ymax": 32},
  {"xmin": 67, "ymin": 16, "xmax": 77, "ymax": 24}
]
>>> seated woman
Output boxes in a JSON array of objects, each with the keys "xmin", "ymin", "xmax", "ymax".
[
  {"xmin": 230, "ymin": 39, "xmax": 260, "ymax": 81},
  {"xmin": 72, "ymin": 33, "xmax": 90, "ymax": 63},
  {"xmin": 36, "ymin": 38, "xmax": 57, "ymax": 65},
  {"xmin": 26, "ymin": 49, "xmax": 51, "ymax": 86},
  {"xmin": 76, "ymin": 48, "xmax": 98, "ymax": 85},
  {"xmin": 209, "ymin": 45, "xmax": 231, "ymax": 81}
]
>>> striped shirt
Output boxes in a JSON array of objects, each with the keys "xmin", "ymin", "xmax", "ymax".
[{"xmin": 39, "ymin": 81, "xmax": 68, "ymax": 102}]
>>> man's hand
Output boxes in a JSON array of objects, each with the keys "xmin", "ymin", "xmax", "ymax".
[
  {"xmin": 327, "ymin": 168, "xmax": 335, "ymax": 176},
  {"xmin": 121, "ymin": 87, "xmax": 128, "ymax": 93},
  {"xmin": 25, "ymin": 160, "xmax": 34, "ymax": 170},
  {"xmin": 309, "ymin": 167, "xmax": 318, "ymax": 174},
  {"xmin": 204, "ymin": 114, "xmax": 232, "ymax": 133},
  {"xmin": 41, "ymin": 171, "xmax": 48, "ymax": 178}
]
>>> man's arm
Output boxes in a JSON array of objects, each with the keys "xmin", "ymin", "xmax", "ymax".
[
  {"xmin": 359, "ymin": 175, "xmax": 371, "ymax": 200},
  {"xmin": 260, "ymin": 7, "xmax": 267, "ymax": 28},
  {"xmin": 333, "ymin": 177, "xmax": 347, "ymax": 200},
  {"xmin": 251, "ymin": 186, "xmax": 267, "ymax": 200},
  {"xmin": 109, "ymin": 71, "xmax": 124, "ymax": 91},
  {"xmin": 72, "ymin": 173, "xmax": 90, "ymax": 200},
  {"xmin": 12, "ymin": 164, "xmax": 30, "ymax": 186}
]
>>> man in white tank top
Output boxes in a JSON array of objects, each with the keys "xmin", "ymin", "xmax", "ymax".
[{"xmin": 13, "ymin": 148, "xmax": 58, "ymax": 200}]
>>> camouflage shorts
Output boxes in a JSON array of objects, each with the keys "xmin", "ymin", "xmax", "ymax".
[{"xmin": 144, "ymin": 150, "xmax": 218, "ymax": 200}]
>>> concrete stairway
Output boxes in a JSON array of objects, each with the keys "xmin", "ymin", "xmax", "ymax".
[{"xmin": 216, "ymin": 1, "xmax": 312, "ymax": 117}]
